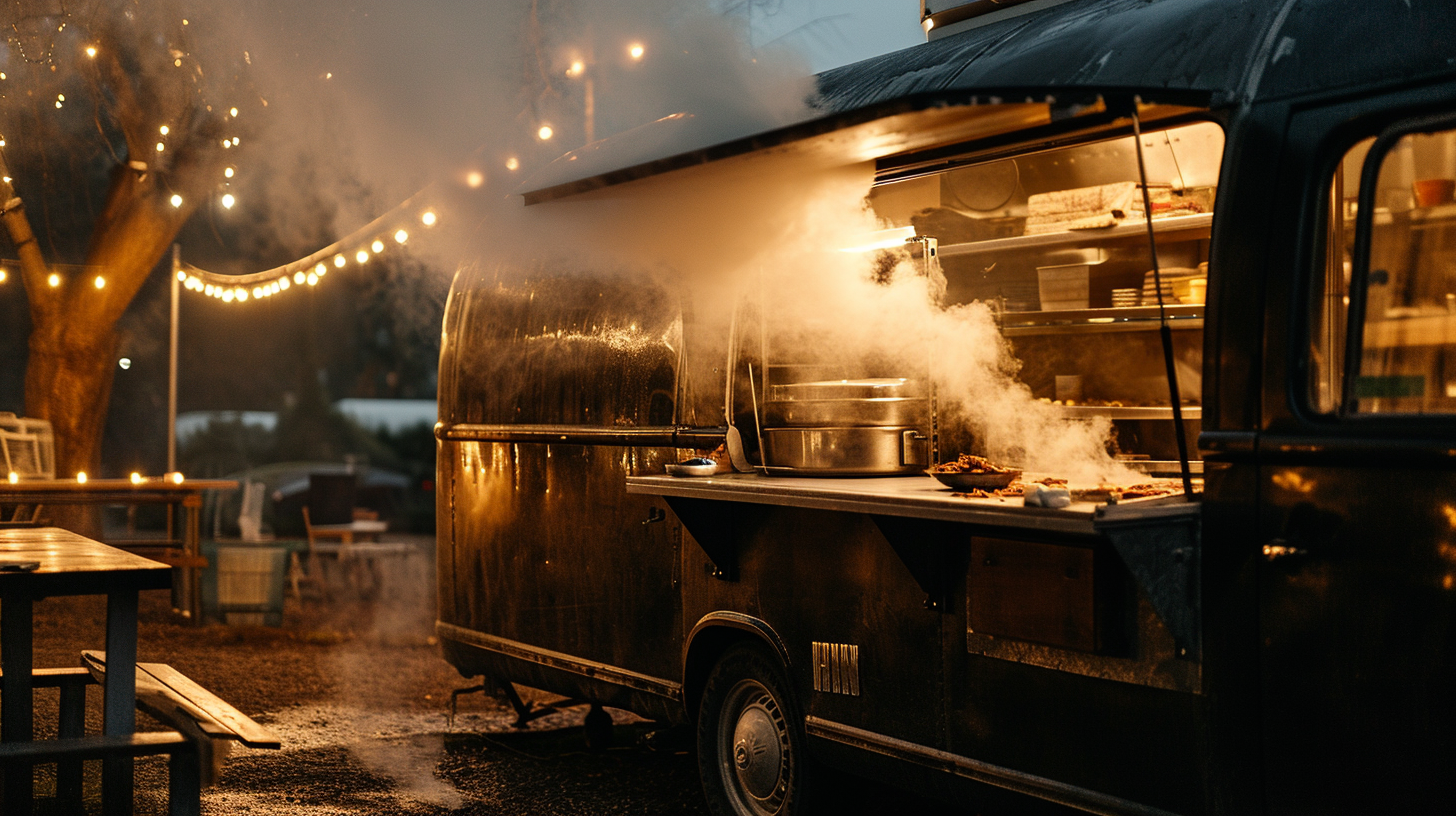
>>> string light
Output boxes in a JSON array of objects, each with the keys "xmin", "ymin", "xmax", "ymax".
[
  {"xmin": 76, "ymin": 471, "xmax": 87, "ymax": 484},
  {"xmin": 224, "ymin": 167, "xmax": 234, "ymax": 178},
  {"xmin": 567, "ymin": 59, "xmax": 585, "ymax": 77},
  {"xmin": 131, "ymin": 472, "xmax": 143, "ymax": 484},
  {"xmin": 47, "ymin": 273, "xmax": 60, "ymax": 287},
  {"xmin": 333, "ymin": 254, "xmax": 345, "ymax": 268},
  {"xmin": 505, "ymin": 157, "xmax": 520, "ymax": 171},
  {"xmin": 229, "ymin": 107, "xmax": 238, "ymax": 117},
  {"xmin": 85, "ymin": 46, "xmax": 97, "ymax": 58},
  {"xmin": 94, "ymin": 276, "xmax": 105, "ymax": 289},
  {"xmin": 7, "ymin": 471, "xmax": 17, "ymax": 484},
  {"xmin": 628, "ymin": 43, "xmax": 645, "ymax": 60},
  {"xmin": 170, "ymin": 194, "xmax": 183, "ymax": 207},
  {"xmin": 293, "ymin": 271, "xmax": 304, "ymax": 284},
  {"xmin": 156, "ymin": 142, "xmax": 165, "ymax": 152},
  {"xmin": 421, "ymin": 211, "xmax": 437, "ymax": 227},
  {"xmin": 0, "ymin": 269, "xmax": 6, "ymax": 284},
  {"xmin": 160, "ymin": 125, "xmax": 170, "ymax": 135},
  {"xmin": 394, "ymin": 229, "xmax": 408, "ymax": 244},
  {"xmin": 537, "ymin": 124, "xmax": 554, "ymax": 141},
  {"xmin": 371, "ymin": 239, "xmax": 384, "ymax": 253},
  {"xmin": 355, "ymin": 249, "xmax": 369, "ymax": 263},
  {"xmin": 221, "ymin": 194, "xmax": 236, "ymax": 209},
  {"xmin": 466, "ymin": 170, "xmax": 484, "ymax": 188}
]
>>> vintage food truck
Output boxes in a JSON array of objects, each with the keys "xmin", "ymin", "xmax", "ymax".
[{"xmin": 435, "ymin": 1, "xmax": 1456, "ymax": 814}]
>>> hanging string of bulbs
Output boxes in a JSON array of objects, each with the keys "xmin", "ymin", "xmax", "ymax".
[{"xmin": 175, "ymin": 191, "xmax": 439, "ymax": 304}]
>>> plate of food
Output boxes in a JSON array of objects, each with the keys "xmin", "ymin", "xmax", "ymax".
[{"xmin": 927, "ymin": 454, "xmax": 1021, "ymax": 490}]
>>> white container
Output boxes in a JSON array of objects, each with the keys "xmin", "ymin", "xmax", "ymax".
[{"xmin": 1037, "ymin": 263, "xmax": 1090, "ymax": 310}]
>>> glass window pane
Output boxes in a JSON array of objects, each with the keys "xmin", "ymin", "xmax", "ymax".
[{"xmin": 1355, "ymin": 128, "xmax": 1456, "ymax": 414}]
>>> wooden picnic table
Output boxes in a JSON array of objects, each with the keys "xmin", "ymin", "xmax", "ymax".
[
  {"xmin": 0, "ymin": 478, "xmax": 237, "ymax": 620},
  {"xmin": 0, "ymin": 527, "xmax": 173, "ymax": 815}
]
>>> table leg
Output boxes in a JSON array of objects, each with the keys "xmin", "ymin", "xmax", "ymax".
[
  {"xmin": 102, "ymin": 589, "xmax": 138, "ymax": 816},
  {"xmin": 182, "ymin": 495, "xmax": 202, "ymax": 622},
  {"xmin": 1, "ymin": 592, "xmax": 35, "ymax": 815}
]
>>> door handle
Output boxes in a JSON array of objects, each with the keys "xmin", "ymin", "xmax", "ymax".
[{"xmin": 642, "ymin": 507, "xmax": 667, "ymax": 525}]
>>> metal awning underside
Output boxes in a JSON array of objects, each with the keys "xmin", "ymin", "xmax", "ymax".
[{"xmin": 522, "ymin": 0, "xmax": 1456, "ymax": 205}]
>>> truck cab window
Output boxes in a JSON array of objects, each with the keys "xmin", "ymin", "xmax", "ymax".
[{"xmin": 1313, "ymin": 125, "xmax": 1456, "ymax": 415}]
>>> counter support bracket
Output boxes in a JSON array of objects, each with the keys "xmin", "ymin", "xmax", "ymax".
[
  {"xmin": 663, "ymin": 497, "xmax": 745, "ymax": 582},
  {"xmin": 870, "ymin": 516, "xmax": 965, "ymax": 613}
]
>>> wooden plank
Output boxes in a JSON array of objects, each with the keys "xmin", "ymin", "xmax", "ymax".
[
  {"xmin": 80, "ymin": 651, "xmax": 280, "ymax": 749},
  {"xmin": 81, "ymin": 651, "xmax": 231, "ymax": 741},
  {"xmin": 0, "ymin": 731, "xmax": 192, "ymax": 763},
  {"xmin": 0, "ymin": 666, "xmax": 95, "ymax": 688},
  {"xmin": 140, "ymin": 663, "xmax": 281, "ymax": 749}
]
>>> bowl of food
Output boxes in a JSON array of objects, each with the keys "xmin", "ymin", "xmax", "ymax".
[
  {"xmin": 666, "ymin": 458, "xmax": 719, "ymax": 478},
  {"xmin": 927, "ymin": 454, "xmax": 1021, "ymax": 490}
]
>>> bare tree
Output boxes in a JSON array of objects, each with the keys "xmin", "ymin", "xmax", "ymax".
[{"xmin": 0, "ymin": 0, "xmax": 255, "ymax": 475}]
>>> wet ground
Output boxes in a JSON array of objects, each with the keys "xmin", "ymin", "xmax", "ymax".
[{"xmin": 20, "ymin": 537, "xmax": 1050, "ymax": 815}]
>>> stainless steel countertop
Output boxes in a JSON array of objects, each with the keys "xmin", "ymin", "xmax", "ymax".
[{"xmin": 625, "ymin": 472, "xmax": 1108, "ymax": 535}]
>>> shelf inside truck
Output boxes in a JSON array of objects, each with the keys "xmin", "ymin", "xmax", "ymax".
[{"xmin": 936, "ymin": 213, "xmax": 1212, "ymax": 260}]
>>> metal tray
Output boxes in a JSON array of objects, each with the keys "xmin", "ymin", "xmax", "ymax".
[{"xmin": 926, "ymin": 469, "xmax": 1022, "ymax": 490}]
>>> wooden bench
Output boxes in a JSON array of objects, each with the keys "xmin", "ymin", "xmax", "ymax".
[{"xmin": 0, "ymin": 665, "xmax": 209, "ymax": 815}]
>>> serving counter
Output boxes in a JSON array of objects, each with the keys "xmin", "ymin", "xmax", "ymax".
[{"xmin": 626, "ymin": 472, "xmax": 1188, "ymax": 536}]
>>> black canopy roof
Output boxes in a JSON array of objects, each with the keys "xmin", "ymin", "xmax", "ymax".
[{"xmin": 524, "ymin": 0, "xmax": 1456, "ymax": 204}]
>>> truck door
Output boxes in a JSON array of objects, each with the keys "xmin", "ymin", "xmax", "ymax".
[{"xmin": 1258, "ymin": 92, "xmax": 1456, "ymax": 815}]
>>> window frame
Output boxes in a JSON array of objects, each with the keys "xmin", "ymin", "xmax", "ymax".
[{"xmin": 1339, "ymin": 110, "xmax": 1456, "ymax": 417}]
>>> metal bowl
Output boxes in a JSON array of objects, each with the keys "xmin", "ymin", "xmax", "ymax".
[
  {"xmin": 926, "ymin": 469, "xmax": 1021, "ymax": 490},
  {"xmin": 666, "ymin": 462, "xmax": 719, "ymax": 478}
]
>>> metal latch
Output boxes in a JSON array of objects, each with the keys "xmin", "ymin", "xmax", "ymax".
[{"xmin": 901, "ymin": 430, "xmax": 929, "ymax": 466}]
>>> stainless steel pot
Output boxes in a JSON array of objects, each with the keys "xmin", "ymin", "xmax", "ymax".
[
  {"xmin": 760, "ymin": 426, "xmax": 929, "ymax": 475},
  {"xmin": 763, "ymin": 378, "xmax": 930, "ymax": 428}
]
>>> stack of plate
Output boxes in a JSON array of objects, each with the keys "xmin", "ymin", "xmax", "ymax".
[
  {"xmin": 1140, "ymin": 267, "xmax": 1203, "ymax": 305},
  {"xmin": 1111, "ymin": 288, "xmax": 1140, "ymax": 308}
]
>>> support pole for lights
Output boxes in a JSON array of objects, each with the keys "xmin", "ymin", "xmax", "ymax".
[{"xmin": 168, "ymin": 244, "xmax": 179, "ymax": 473}]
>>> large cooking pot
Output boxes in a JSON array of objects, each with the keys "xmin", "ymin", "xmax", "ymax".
[
  {"xmin": 763, "ymin": 378, "xmax": 929, "ymax": 428},
  {"xmin": 760, "ymin": 426, "xmax": 930, "ymax": 475}
]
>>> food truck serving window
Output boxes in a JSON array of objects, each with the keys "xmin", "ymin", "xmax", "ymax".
[{"xmin": 1310, "ymin": 119, "xmax": 1456, "ymax": 416}]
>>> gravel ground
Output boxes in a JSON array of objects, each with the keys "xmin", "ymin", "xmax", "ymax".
[{"xmin": 18, "ymin": 538, "xmax": 1019, "ymax": 815}]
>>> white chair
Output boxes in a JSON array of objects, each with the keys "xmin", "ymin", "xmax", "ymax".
[{"xmin": 237, "ymin": 481, "xmax": 269, "ymax": 542}]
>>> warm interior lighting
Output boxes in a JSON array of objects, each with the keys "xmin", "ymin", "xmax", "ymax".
[
  {"xmin": 130, "ymin": 472, "xmax": 143, "ymax": 484},
  {"xmin": 224, "ymin": 166, "xmax": 234, "ymax": 178},
  {"xmin": 85, "ymin": 45, "xmax": 97, "ymax": 58},
  {"xmin": 170, "ymin": 194, "xmax": 183, "ymax": 208},
  {"xmin": 160, "ymin": 125, "xmax": 169, "ymax": 135},
  {"xmin": 279, "ymin": 277, "xmax": 290, "ymax": 290},
  {"xmin": 293, "ymin": 271, "xmax": 305, "ymax": 284},
  {"xmin": 0, "ymin": 269, "xmax": 7, "ymax": 283},
  {"xmin": 229, "ymin": 107, "xmax": 239, "ymax": 117},
  {"xmin": 47, "ymin": 273, "xmax": 60, "ymax": 287},
  {"xmin": 567, "ymin": 59, "xmax": 585, "ymax": 77},
  {"xmin": 170, "ymin": 472, "xmax": 184, "ymax": 484},
  {"xmin": 505, "ymin": 157, "xmax": 520, "ymax": 171},
  {"xmin": 76, "ymin": 471, "xmax": 87, "ymax": 484},
  {"xmin": 421, "ymin": 211, "xmax": 437, "ymax": 227},
  {"xmin": 537, "ymin": 124, "xmax": 554, "ymax": 141},
  {"xmin": 394, "ymin": 229, "xmax": 409, "ymax": 244},
  {"xmin": 466, "ymin": 170, "xmax": 484, "ymax": 188},
  {"xmin": 628, "ymin": 43, "xmax": 645, "ymax": 60},
  {"xmin": 316, "ymin": 262, "xmax": 328, "ymax": 275},
  {"xmin": 356, "ymin": 249, "xmax": 369, "ymax": 263},
  {"xmin": 333, "ymin": 254, "xmax": 345, "ymax": 268},
  {"xmin": 93, "ymin": 276, "xmax": 105, "ymax": 289},
  {"xmin": 221, "ymin": 193, "xmax": 235, "ymax": 209},
  {"xmin": 8, "ymin": 471, "xmax": 18, "ymax": 484},
  {"xmin": 307, "ymin": 272, "xmax": 319, "ymax": 286},
  {"xmin": 371, "ymin": 239, "xmax": 384, "ymax": 253}
]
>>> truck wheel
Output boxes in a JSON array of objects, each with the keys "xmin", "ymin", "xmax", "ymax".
[{"xmin": 697, "ymin": 644, "xmax": 811, "ymax": 816}]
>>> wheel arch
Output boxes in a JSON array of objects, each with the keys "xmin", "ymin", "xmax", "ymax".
[{"xmin": 683, "ymin": 612, "xmax": 792, "ymax": 722}]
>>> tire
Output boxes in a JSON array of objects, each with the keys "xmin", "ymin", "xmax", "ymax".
[{"xmin": 697, "ymin": 644, "xmax": 812, "ymax": 816}]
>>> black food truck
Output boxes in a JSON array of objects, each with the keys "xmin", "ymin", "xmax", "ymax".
[{"xmin": 435, "ymin": 1, "xmax": 1456, "ymax": 814}]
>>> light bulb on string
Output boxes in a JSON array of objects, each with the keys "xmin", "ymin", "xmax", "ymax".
[
  {"xmin": 224, "ymin": 167, "xmax": 234, "ymax": 178},
  {"xmin": 537, "ymin": 124, "xmax": 554, "ymax": 141},
  {"xmin": 205, "ymin": 284, "xmax": 215, "ymax": 296},
  {"xmin": 236, "ymin": 288, "xmax": 248, "ymax": 302},
  {"xmin": 160, "ymin": 125, "xmax": 170, "ymax": 135},
  {"xmin": 421, "ymin": 211, "xmax": 437, "ymax": 227},
  {"xmin": 394, "ymin": 229, "xmax": 408, "ymax": 244},
  {"xmin": 176, "ymin": 270, "xmax": 187, "ymax": 282},
  {"xmin": 293, "ymin": 271, "xmax": 305, "ymax": 285},
  {"xmin": 279, "ymin": 277, "xmax": 290, "ymax": 290},
  {"xmin": 85, "ymin": 45, "xmax": 97, "ymax": 58},
  {"xmin": 356, "ymin": 249, "xmax": 369, "ymax": 264},
  {"xmin": 94, "ymin": 276, "xmax": 105, "ymax": 289},
  {"xmin": 170, "ymin": 194, "xmax": 183, "ymax": 208},
  {"xmin": 307, "ymin": 272, "xmax": 318, "ymax": 286},
  {"xmin": 333, "ymin": 254, "xmax": 345, "ymax": 269},
  {"xmin": 222, "ymin": 290, "xmax": 234, "ymax": 302},
  {"xmin": 47, "ymin": 273, "xmax": 60, "ymax": 287},
  {"xmin": 466, "ymin": 171, "xmax": 484, "ymax": 188},
  {"xmin": 371, "ymin": 239, "xmax": 384, "ymax": 253},
  {"xmin": 230, "ymin": 107, "xmax": 238, "ymax": 117},
  {"xmin": 505, "ymin": 157, "xmax": 520, "ymax": 171},
  {"xmin": 221, "ymin": 194, "xmax": 235, "ymax": 209},
  {"xmin": 628, "ymin": 43, "xmax": 645, "ymax": 60}
]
